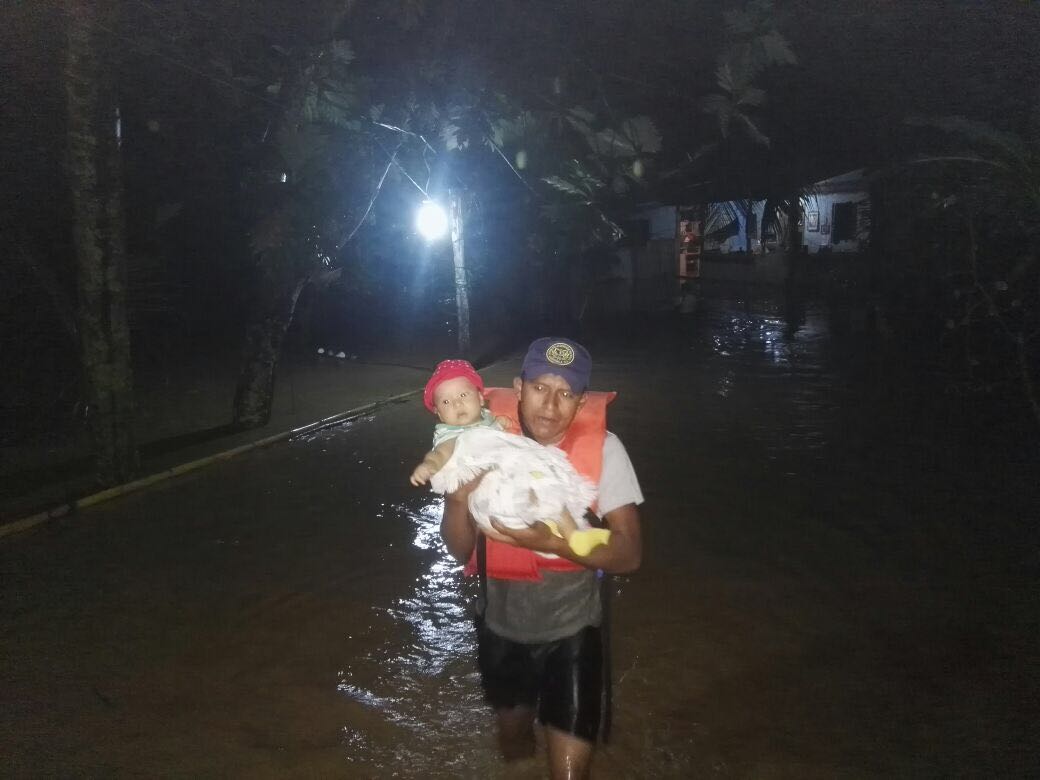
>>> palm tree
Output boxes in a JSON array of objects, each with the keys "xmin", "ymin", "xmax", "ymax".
[
  {"xmin": 693, "ymin": 1, "xmax": 804, "ymax": 260},
  {"xmin": 697, "ymin": 0, "xmax": 797, "ymax": 155}
]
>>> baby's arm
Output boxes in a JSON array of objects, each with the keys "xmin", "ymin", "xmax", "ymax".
[{"xmin": 410, "ymin": 439, "xmax": 457, "ymax": 486}]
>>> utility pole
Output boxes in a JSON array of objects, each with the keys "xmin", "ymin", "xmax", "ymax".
[{"xmin": 449, "ymin": 188, "xmax": 470, "ymax": 354}]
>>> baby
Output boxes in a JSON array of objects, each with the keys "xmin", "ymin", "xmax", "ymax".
[
  {"xmin": 410, "ymin": 359, "xmax": 512, "ymax": 486},
  {"xmin": 410, "ymin": 359, "xmax": 610, "ymax": 557}
]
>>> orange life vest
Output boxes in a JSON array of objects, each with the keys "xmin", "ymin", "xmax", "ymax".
[{"xmin": 463, "ymin": 387, "xmax": 616, "ymax": 581}]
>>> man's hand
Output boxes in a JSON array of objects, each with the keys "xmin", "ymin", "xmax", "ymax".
[
  {"xmin": 489, "ymin": 518, "xmax": 568, "ymax": 556},
  {"xmin": 492, "ymin": 504, "xmax": 642, "ymax": 574},
  {"xmin": 448, "ymin": 471, "xmax": 485, "ymax": 500}
]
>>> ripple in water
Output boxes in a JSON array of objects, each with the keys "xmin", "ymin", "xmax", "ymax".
[{"xmin": 334, "ymin": 498, "xmax": 500, "ymax": 776}]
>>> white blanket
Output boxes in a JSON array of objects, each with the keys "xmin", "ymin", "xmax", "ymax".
[{"xmin": 429, "ymin": 427, "xmax": 597, "ymax": 535}]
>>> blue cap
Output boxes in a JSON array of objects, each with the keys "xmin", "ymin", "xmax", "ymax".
[{"xmin": 520, "ymin": 337, "xmax": 592, "ymax": 393}]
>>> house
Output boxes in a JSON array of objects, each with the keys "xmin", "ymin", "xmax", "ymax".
[
  {"xmin": 799, "ymin": 169, "xmax": 871, "ymax": 254},
  {"xmin": 697, "ymin": 169, "xmax": 871, "ymax": 257},
  {"xmin": 587, "ymin": 169, "xmax": 871, "ymax": 316}
]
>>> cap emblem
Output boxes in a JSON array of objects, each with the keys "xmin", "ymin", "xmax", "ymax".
[{"xmin": 545, "ymin": 342, "xmax": 575, "ymax": 366}]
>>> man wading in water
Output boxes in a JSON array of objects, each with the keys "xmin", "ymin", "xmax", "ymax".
[{"xmin": 440, "ymin": 338, "xmax": 644, "ymax": 779}]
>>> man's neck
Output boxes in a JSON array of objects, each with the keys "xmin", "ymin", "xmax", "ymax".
[{"xmin": 519, "ymin": 416, "xmax": 564, "ymax": 446}]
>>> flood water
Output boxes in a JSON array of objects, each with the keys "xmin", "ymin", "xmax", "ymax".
[{"xmin": 3, "ymin": 290, "xmax": 1038, "ymax": 777}]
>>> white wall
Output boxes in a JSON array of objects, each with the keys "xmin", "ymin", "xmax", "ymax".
[{"xmin": 802, "ymin": 191, "xmax": 870, "ymax": 254}]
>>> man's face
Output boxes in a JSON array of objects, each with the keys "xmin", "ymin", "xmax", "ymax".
[
  {"xmin": 432, "ymin": 377, "xmax": 484, "ymax": 426},
  {"xmin": 513, "ymin": 373, "xmax": 586, "ymax": 445}
]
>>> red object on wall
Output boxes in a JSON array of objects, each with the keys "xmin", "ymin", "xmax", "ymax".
[{"xmin": 678, "ymin": 219, "xmax": 702, "ymax": 279}]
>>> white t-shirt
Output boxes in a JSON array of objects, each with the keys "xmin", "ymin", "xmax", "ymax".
[{"xmin": 597, "ymin": 432, "xmax": 645, "ymax": 516}]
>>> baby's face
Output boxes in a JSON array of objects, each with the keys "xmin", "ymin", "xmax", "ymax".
[{"xmin": 432, "ymin": 377, "xmax": 484, "ymax": 426}]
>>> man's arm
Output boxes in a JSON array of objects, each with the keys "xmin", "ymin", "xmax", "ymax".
[
  {"xmin": 440, "ymin": 490, "xmax": 476, "ymax": 563},
  {"xmin": 438, "ymin": 472, "xmax": 491, "ymax": 562},
  {"xmin": 490, "ymin": 502, "xmax": 642, "ymax": 575}
]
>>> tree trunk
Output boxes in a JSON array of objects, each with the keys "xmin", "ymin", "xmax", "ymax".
[
  {"xmin": 743, "ymin": 204, "xmax": 754, "ymax": 253},
  {"xmin": 232, "ymin": 273, "xmax": 307, "ymax": 429},
  {"xmin": 449, "ymin": 188, "xmax": 471, "ymax": 355},
  {"xmin": 64, "ymin": 0, "xmax": 139, "ymax": 485},
  {"xmin": 785, "ymin": 196, "xmax": 803, "ymax": 280}
]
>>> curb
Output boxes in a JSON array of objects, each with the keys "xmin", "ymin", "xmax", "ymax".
[{"xmin": 0, "ymin": 388, "xmax": 421, "ymax": 541}]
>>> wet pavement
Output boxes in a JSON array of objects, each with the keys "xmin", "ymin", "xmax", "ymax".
[{"xmin": 2, "ymin": 290, "xmax": 1038, "ymax": 777}]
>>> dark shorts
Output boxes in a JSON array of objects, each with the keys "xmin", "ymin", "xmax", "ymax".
[{"xmin": 477, "ymin": 622, "xmax": 603, "ymax": 743}]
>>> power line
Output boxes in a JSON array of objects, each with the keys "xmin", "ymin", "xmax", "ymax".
[{"xmin": 337, "ymin": 144, "xmax": 402, "ymax": 250}]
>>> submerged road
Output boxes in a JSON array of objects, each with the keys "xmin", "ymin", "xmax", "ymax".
[{"xmin": 3, "ymin": 291, "xmax": 1038, "ymax": 777}]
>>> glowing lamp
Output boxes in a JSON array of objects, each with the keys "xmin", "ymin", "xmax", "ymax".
[{"xmin": 416, "ymin": 200, "xmax": 449, "ymax": 241}]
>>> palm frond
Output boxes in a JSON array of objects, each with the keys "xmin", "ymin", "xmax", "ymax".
[
  {"xmin": 543, "ymin": 175, "xmax": 590, "ymax": 200},
  {"xmin": 906, "ymin": 115, "xmax": 1029, "ymax": 164},
  {"xmin": 734, "ymin": 112, "xmax": 770, "ymax": 147},
  {"xmin": 736, "ymin": 86, "xmax": 765, "ymax": 109},
  {"xmin": 591, "ymin": 116, "xmax": 662, "ymax": 158},
  {"xmin": 758, "ymin": 29, "xmax": 797, "ymax": 67},
  {"xmin": 329, "ymin": 40, "xmax": 354, "ymax": 65},
  {"xmin": 714, "ymin": 61, "xmax": 743, "ymax": 94}
]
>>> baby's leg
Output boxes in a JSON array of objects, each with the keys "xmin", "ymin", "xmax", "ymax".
[
  {"xmin": 536, "ymin": 507, "xmax": 578, "ymax": 537},
  {"xmin": 526, "ymin": 488, "xmax": 569, "ymax": 529},
  {"xmin": 567, "ymin": 528, "xmax": 611, "ymax": 556},
  {"xmin": 555, "ymin": 508, "xmax": 579, "ymax": 536},
  {"xmin": 538, "ymin": 510, "xmax": 610, "ymax": 556}
]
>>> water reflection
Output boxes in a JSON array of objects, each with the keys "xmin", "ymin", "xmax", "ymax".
[
  {"xmin": 712, "ymin": 310, "xmax": 825, "ymax": 367},
  {"xmin": 698, "ymin": 300, "xmax": 837, "ymax": 469},
  {"xmin": 391, "ymin": 498, "xmax": 473, "ymax": 678},
  {"xmin": 333, "ymin": 497, "xmax": 498, "ymax": 776}
]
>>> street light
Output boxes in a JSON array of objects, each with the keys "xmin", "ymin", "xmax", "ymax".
[
  {"xmin": 415, "ymin": 193, "xmax": 469, "ymax": 354},
  {"xmin": 416, "ymin": 199, "xmax": 449, "ymax": 241}
]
